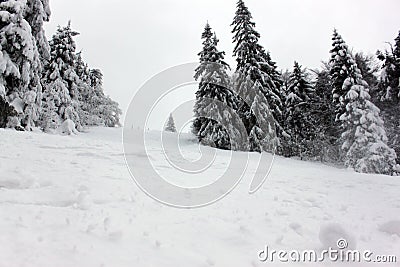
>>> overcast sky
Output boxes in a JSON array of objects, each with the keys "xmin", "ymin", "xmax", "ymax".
[{"xmin": 44, "ymin": 0, "xmax": 400, "ymax": 129}]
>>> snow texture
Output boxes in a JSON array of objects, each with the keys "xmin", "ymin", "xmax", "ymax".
[{"xmin": 0, "ymin": 127, "xmax": 399, "ymax": 267}]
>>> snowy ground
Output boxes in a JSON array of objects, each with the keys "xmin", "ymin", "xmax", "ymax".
[{"xmin": 0, "ymin": 127, "xmax": 399, "ymax": 267}]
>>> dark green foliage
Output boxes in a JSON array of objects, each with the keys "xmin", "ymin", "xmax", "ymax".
[
  {"xmin": 0, "ymin": 96, "xmax": 16, "ymax": 128},
  {"xmin": 329, "ymin": 29, "xmax": 357, "ymax": 121},
  {"xmin": 282, "ymin": 62, "xmax": 315, "ymax": 158},
  {"xmin": 374, "ymin": 30, "xmax": 400, "ymax": 164},
  {"xmin": 231, "ymin": 0, "xmax": 284, "ymax": 152},
  {"xmin": 193, "ymin": 23, "xmax": 239, "ymax": 150},
  {"xmin": 354, "ymin": 53, "xmax": 379, "ymax": 90},
  {"xmin": 309, "ymin": 67, "xmax": 341, "ymax": 162},
  {"xmin": 165, "ymin": 114, "xmax": 177, "ymax": 133},
  {"xmin": 376, "ymin": 31, "xmax": 400, "ymax": 101}
]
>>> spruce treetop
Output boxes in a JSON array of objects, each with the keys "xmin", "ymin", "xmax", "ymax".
[
  {"xmin": 330, "ymin": 29, "xmax": 356, "ymax": 92},
  {"xmin": 231, "ymin": 0, "xmax": 262, "ymax": 74},
  {"xmin": 285, "ymin": 61, "xmax": 314, "ymax": 125},
  {"xmin": 195, "ymin": 23, "xmax": 230, "ymax": 91},
  {"xmin": 48, "ymin": 22, "xmax": 80, "ymax": 68},
  {"xmin": 329, "ymin": 29, "xmax": 359, "ymax": 119}
]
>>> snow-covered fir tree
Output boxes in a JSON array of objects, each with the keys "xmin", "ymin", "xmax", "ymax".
[
  {"xmin": 329, "ymin": 29, "xmax": 358, "ymax": 121},
  {"xmin": 376, "ymin": 31, "xmax": 400, "ymax": 101},
  {"xmin": 165, "ymin": 114, "xmax": 177, "ymax": 133},
  {"xmin": 248, "ymin": 87, "xmax": 277, "ymax": 152},
  {"xmin": 24, "ymin": 0, "xmax": 51, "ymax": 62},
  {"xmin": 193, "ymin": 23, "xmax": 214, "ymax": 138},
  {"xmin": 282, "ymin": 62, "xmax": 315, "ymax": 158},
  {"xmin": 73, "ymin": 51, "xmax": 92, "ymax": 125},
  {"xmin": 87, "ymin": 69, "xmax": 121, "ymax": 127},
  {"xmin": 193, "ymin": 23, "xmax": 242, "ymax": 150},
  {"xmin": 260, "ymin": 49, "xmax": 285, "ymax": 122},
  {"xmin": 375, "ymin": 30, "xmax": 400, "ymax": 163},
  {"xmin": 41, "ymin": 22, "xmax": 81, "ymax": 131},
  {"xmin": 0, "ymin": 0, "xmax": 43, "ymax": 129},
  {"xmin": 354, "ymin": 53, "xmax": 379, "ymax": 91},
  {"xmin": 310, "ymin": 65, "xmax": 340, "ymax": 162},
  {"xmin": 340, "ymin": 59, "xmax": 398, "ymax": 175},
  {"xmin": 23, "ymin": 0, "xmax": 52, "ymax": 130},
  {"xmin": 231, "ymin": 0, "xmax": 283, "ymax": 152}
]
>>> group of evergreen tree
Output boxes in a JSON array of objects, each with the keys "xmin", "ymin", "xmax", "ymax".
[
  {"xmin": 0, "ymin": 0, "xmax": 121, "ymax": 132},
  {"xmin": 192, "ymin": 0, "xmax": 400, "ymax": 175},
  {"xmin": 193, "ymin": 1, "xmax": 283, "ymax": 153}
]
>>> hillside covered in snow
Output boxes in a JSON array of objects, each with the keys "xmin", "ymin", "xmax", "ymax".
[{"xmin": 0, "ymin": 127, "xmax": 399, "ymax": 267}]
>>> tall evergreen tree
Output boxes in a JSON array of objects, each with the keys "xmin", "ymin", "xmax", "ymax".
[
  {"xmin": 23, "ymin": 0, "xmax": 51, "ymax": 130},
  {"xmin": 0, "ymin": 0, "xmax": 45, "ymax": 130},
  {"xmin": 165, "ymin": 114, "xmax": 177, "ymax": 133},
  {"xmin": 310, "ymin": 65, "xmax": 340, "ymax": 162},
  {"xmin": 354, "ymin": 52, "xmax": 379, "ymax": 91},
  {"xmin": 340, "ymin": 59, "xmax": 398, "ymax": 175},
  {"xmin": 260, "ymin": 49, "xmax": 284, "ymax": 121},
  {"xmin": 375, "ymin": 30, "xmax": 400, "ymax": 163},
  {"xmin": 248, "ymin": 88, "xmax": 277, "ymax": 152},
  {"xmin": 73, "ymin": 51, "xmax": 92, "ymax": 125},
  {"xmin": 329, "ymin": 29, "xmax": 357, "ymax": 121},
  {"xmin": 231, "ymin": 0, "xmax": 283, "ymax": 152},
  {"xmin": 41, "ymin": 22, "xmax": 81, "ymax": 131},
  {"xmin": 193, "ymin": 23, "xmax": 241, "ymax": 150},
  {"xmin": 376, "ymin": 31, "xmax": 400, "ymax": 101},
  {"xmin": 283, "ymin": 62, "xmax": 315, "ymax": 158},
  {"xmin": 87, "ymin": 69, "xmax": 121, "ymax": 127},
  {"xmin": 24, "ymin": 0, "xmax": 51, "ymax": 62}
]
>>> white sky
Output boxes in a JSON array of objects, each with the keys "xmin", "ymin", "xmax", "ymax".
[{"xmin": 44, "ymin": 0, "xmax": 400, "ymax": 129}]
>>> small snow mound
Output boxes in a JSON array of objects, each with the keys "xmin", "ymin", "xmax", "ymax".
[
  {"xmin": 56, "ymin": 119, "xmax": 78, "ymax": 135},
  {"xmin": 379, "ymin": 221, "xmax": 400, "ymax": 236},
  {"xmin": 319, "ymin": 223, "xmax": 357, "ymax": 249}
]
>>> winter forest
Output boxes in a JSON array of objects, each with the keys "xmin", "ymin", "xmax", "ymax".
[
  {"xmin": 2, "ymin": 0, "xmax": 400, "ymax": 176},
  {"xmin": 0, "ymin": 0, "xmax": 121, "ymax": 134},
  {"xmin": 1, "ymin": 0, "xmax": 400, "ymax": 266},
  {"xmin": 190, "ymin": 0, "xmax": 400, "ymax": 176}
]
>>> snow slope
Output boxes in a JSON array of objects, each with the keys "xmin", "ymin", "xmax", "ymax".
[{"xmin": 0, "ymin": 127, "xmax": 399, "ymax": 267}]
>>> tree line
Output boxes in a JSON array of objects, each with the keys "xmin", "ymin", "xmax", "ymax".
[
  {"xmin": 192, "ymin": 0, "xmax": 400, "ymax": 175},
  {"xmin": 0, "ymin": 0, "xmax": 121, "ymax": 132}
]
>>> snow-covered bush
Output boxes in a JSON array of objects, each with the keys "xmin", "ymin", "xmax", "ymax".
[{"xmin": 56, "ymin": 119, "xmax": 77, "ymax": 135}]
